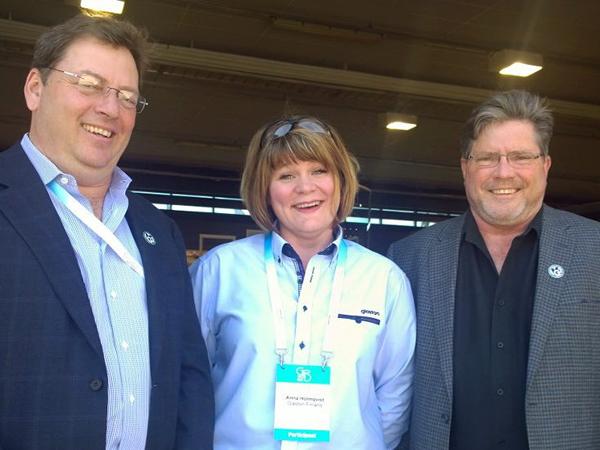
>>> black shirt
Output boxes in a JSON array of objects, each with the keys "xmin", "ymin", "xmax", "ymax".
[{"xmin": 450, "ymin": 210, "xmax": 542, "ymax": 450}]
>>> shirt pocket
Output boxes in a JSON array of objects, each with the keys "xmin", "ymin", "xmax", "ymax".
[{"xmin": 332, "ymin": 312, "xmax": 383, "ymax": 364}]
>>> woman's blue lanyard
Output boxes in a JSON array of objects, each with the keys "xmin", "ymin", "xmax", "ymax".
[
  {"xmin": 264, "ymin": 231, "xmax": 347, "ymax": 368},
  {"xmin": 48, "ymin": 179, "xmax": 145, "ymax": 278}
]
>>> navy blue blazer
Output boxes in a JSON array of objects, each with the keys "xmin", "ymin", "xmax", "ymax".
[{"xmin": 0, "ymin": 143, "xmax": 214, "ymax": 449}]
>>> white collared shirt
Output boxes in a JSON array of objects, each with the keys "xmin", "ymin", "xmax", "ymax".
[
  {"xmin": 190, "ymin": 229, "xmax": 415, "ymax": 449},
  {"xmin": 21, "ymin": 134, "xmax": 150, "ymax": 450}
]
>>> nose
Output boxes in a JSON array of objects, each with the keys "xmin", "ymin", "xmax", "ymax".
[
  {"xmin": 294, "ymin": 174, "xmax": 316, "ymax": 192},
  {"xmin": 94, "ymin": 87, "xmax": 121, "ymax": 118},
  {"xmin": 493, "ymin": 155, "xmax": 516, "ymax": 177}
]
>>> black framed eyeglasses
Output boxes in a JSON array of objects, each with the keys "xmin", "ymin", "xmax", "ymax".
[
  {"xmin": 260, "ymin": 117, "xmax": 330, "ymax": 148},
  {"xmin": 46, "ymin": 67, "xmax": 149, "ymax": 113}
]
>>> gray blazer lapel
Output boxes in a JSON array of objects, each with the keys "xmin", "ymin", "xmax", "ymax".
[
  {"xmin": 0, "ymin": 145, "xmax": 103, "ymax": 357},
  {"xmin": 428, "ymin": 215, "xmax": 465, "ymax": 397},
  {"xmin": 526, "ymin": 206, "xmax": 574, "ymax": 389}
]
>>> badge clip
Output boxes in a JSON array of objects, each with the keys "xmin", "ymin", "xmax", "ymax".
[
  {"xmin": 321, "ymin": 351, "xmax": 333, "ymax": 370},
  {"xmin": 276, "ymin": 349, "xmax": 287, "ymax": 368}
]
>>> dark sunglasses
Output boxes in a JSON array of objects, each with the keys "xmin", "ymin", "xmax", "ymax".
[{"xmin": 260, "ymin": 118, "xmax": 330, "ymax": 148}]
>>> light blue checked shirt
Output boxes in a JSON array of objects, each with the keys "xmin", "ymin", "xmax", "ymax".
[
  {"xmin": 190, "ymin": 230, "xmax": 416, "ymax": 450},
  {"xmin": 21, "ymin": 134, "xmax": 151, "ymax": 450}
]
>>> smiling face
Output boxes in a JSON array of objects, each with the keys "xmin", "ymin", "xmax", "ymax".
[
  {"xmin": 269, "ymin": 159, "xmax": 339, "ymax": 249},
  {"xmin": 461, "ymin": 119, "xmax": 551, "ymax": 232},
  {"xmin": 24, "ymin": 36, "xmax": 139, "ymax": 188}
]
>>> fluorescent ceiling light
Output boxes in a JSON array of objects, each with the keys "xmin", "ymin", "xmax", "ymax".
[
  {"xmin": 387, "ymin": 121, "xmax": 417, "ymax": 131},
  {"xmin": 498, "ymin": 62, "xmax": 543, "ymax": 77},
  {"xmin": 384, "ymin": 113, "xmax": 418, "ymax": 131},
  {"xmin": 80, "ymin": 0, "xmax": 125, "ymax": 14},
  {"xmin": 490, "ymin": 49, "xmax": 543, "ymax": 77}
]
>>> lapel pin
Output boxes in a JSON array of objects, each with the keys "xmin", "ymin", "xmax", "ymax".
[
  {"xmin": 548, "ymin": 264, "xmax": 564, "ymax": 279},
  {"xmin": 143, "ymin": 231, "xmax": 156, "ymax": 245}
]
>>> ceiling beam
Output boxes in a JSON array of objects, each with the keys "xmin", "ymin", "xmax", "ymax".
[{"xmin": 2, "ymin": 17, "xmax": 600, "ymax": 120}]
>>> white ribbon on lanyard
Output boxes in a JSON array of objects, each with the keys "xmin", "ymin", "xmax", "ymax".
[
  {"xmin": 264, "ymin": 232, "xmax": 347, "ymax": 368},
  {"xmin": 48, "ymin": 179, "xmax": 145, "ymax": 279}
]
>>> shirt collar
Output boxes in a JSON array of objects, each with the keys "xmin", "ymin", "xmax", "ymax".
[
  {"xmin": 20, "ymin": 133, "xmax": 132, "ymax": 194},
  {"xmin": 271, "ymin": 225, "xmax": 343, "ymax": 264},
  {"xmin": 463, "ymin": 207, "xmax": 543, "ymax": 248},
  {"xmin": 526, "ymin": 207, "xmax": 544, "ymax": 235}
]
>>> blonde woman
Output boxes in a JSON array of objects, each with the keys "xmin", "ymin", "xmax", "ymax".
[{"xmin": 190, "ymin": 116, "xmax": 415, "ymax": 449}]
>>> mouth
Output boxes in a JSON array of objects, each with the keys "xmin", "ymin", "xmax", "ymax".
[
  {"xmin": 82, "ymin": 123, "xmax": 113, "ymax": 138},
  {"xmin": 294, "ymin": 200, "xmax": 322, "ymax": 210},
  {"xmin": 489, "ymin": 188, "xmax": 519, "ymax": 195}
]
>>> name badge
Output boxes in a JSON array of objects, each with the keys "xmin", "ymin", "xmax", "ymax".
[{"xmin": 274, "ymin": 364, "xmax": 331, "ymax": 442}]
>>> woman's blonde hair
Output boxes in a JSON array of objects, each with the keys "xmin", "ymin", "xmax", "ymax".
[{"xmin": 240, "ymin": 116, "xmax": 359, "ymax": 231}]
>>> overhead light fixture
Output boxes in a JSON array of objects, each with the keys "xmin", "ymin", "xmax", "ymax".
[
  {"xmin": 490, "ymin": 49, "xmax": 543, "ymax": 77},
  {"xmin": 383, "ymin": 113, "xmax": 418, "ymax": 131},
  {"xmin": 80, "ymin": 0, "xmax": 125, "ymax": 14}
]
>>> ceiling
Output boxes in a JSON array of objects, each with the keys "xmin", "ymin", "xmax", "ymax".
[{"xmin": 1, "ymin": 0, "xmax": 599, "ymax": 219}]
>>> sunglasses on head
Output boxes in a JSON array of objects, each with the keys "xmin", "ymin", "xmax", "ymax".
[{"xmin": 260, "ymin": 117, "xmax": 330, "ymax": 149}]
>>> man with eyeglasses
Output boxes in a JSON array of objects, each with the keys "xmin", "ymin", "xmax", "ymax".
[
  {"xmin": 0, "ymin": 14, "xmax": 213, "ymax": 449},
  {"xmin": 388, "ymin": 90, "xmax": 599, "ymax": 450}
]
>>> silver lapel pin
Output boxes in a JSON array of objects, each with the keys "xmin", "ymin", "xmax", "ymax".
[
  {"xmin": 547, "ymin": 264, "xmax": 564, "ymax": 279},
  {"xmin": 143, "ymin": 231, "xmax": 156, "ymax": 245}
]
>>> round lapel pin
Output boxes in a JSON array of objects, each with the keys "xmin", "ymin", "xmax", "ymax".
[
  {"xmin": 547, "ymin": 264, "xmax": 564, "ymax": 279},
  {"xmin": 143, "ymin": 231, "xmax": 156, "ymax": 245}
]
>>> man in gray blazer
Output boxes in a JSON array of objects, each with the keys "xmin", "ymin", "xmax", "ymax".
[{"xmin": 388, "ymin": 90, "xmax": 600, "ymax": 450}]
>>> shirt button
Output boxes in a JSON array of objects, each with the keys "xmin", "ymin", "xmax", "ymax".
[
  {"xmin": 129, "ymin": 394, "xmax": 135, "ymax": 403},
  {"xmin": 121, "ymin": 340, "xmax": 129, "ymax": 351},
  {"xmin": 302, "ymin": 305, "xmax": 308, "ymax": 312},
  {"xmin": 497, "ymin": 388, "xmax": 504, "ymax": 396},
  {"xmin": 59, "ymin": 176, "xmax": 69, "ymax": 185},
  {"xmin": 110, "ymin": 290, "xmax": 117, "ymax": 299},
  {"xmin": 440, "ymin": 413, "xmax": 450, "ymax": 424},
  {"xmin": 89, "ymin": 378, "xmax": 103, "ymax": 391},
  {"xmin": 498, "ymin": 299, "xmax": 505, "ymax": 307},
  {"xmin": 299, "ymin": 341, "xmax": 305, "ymax": 350},
  {"xmin": 497, "ymin": 341, "xmax": 504, "ymax": 349}
]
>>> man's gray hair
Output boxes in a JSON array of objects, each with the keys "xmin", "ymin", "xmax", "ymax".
[{"xmin": 460, "ymin": 90, "xmax": 554, "ymax": 158}]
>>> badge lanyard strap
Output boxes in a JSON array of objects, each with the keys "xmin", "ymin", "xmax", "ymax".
[
  {"xmin": 48, "ymin": 180, "xmax": 145, "ymax": 279},
  {"xmin": 264, "ymin": 232, "xmax": 347, "ymax": 368}
]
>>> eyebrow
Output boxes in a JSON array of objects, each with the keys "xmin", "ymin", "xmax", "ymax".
[
  {"xmin": 477, "ymin": 149, "xmax": 537, "ymax": 154},
  {"xmin": 78, "ymin": 69, "xmax": 139, "ymax": 93}
]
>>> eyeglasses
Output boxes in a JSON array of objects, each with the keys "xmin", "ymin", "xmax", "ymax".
[
  {"xmin": 260, "ymin": 117, "xmax": 330, "ymax": 148},
  {"xmin": 46, "ymin": 67, "xmax": 149, "ymax": 113},
  {"xmin": 467, "ymin": 151, "xmax": 544, "ymax": 168}
]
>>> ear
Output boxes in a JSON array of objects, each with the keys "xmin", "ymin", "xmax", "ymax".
[
  {"xmin": 460, "ymin": 157, "xmax": 468, "ymax": 180},
  {"xmin": 543, "ymin": 154, "xmax": 552, "ymax": 176},
  {"xmin": 24, "ymin": 68, "xmax": 44, "ymax": 112}
]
